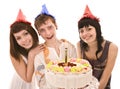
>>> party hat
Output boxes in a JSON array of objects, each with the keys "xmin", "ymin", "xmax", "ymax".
[
  {"xmin": 40, "ymin": 4, "xmax": 55, "ymax": 18},
  {"xmin": 81, "ymin": 5, "xmax": 99, "ymax": 21},
  {"xmin": 10, "ymin": 9, "xmax": 31, "ymax": 28},
  {"xmin": 41, "ymin": 4, "xmax": 50, "ymax": 15},
  {"xmin": 16, "ymin": 9, "xmax": 27, "ymax": 22}
]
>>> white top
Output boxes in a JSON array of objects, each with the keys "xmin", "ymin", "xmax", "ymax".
[
  {"xmin": 10, "ymin": 56, "xmax": 37, "ymax": 89},
  {"xmin": 34, "ymin": 41, "xmax": 77, "ymax": 89}
]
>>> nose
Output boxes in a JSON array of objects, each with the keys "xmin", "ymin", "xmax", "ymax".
[
  {"xmin": 45, "ymin": 30, "xmax": 51, "ymax": 35},
  {"xmin": 80, "ymin": 30, "xmax": 89, "ymax": 39},
  {"xmin": 83, "ymin": 31, "xmax": 88, "ymax": 35},
  {"xmin": 21, "ymin": 37, "xmax": 27, "ymax": 42}
]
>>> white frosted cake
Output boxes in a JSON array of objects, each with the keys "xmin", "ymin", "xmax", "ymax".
[{"xmin": 45, "ymin": 58, "xmax": 93, "ymax": 88}]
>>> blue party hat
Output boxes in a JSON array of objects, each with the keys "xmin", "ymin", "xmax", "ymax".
[
  {"xmin": 41, "ymin": 4, "xmax": 50, "ymax": 15},
  {"xmin": 40, "ymin": 4, "xmax": 55, "ymax": 18}
]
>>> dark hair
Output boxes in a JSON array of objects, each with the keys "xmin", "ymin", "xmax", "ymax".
[
  {"xmin": 10, "ymin": 21, "xmax": 39, "ymax": 61},
  {"xmin": 34, "ymin": 14, "xmax": 57, "ymax": 30},
  {"xmin": 78, "ymin": 17, "xmax": 104, "ymax": 58}
]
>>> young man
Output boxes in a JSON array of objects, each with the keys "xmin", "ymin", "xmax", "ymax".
[{"xmin": 34, "ymin": 4, "xmax": 77, "ymax": 89}]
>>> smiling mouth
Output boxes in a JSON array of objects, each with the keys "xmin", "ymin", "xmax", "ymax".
[
  {"xmin": 46, "ymin": 35, "xmax": 54, "ymax": 39},
  {"xmin": 84, "ymin": 35, "xmax": 92, "ymax": 40},
  {"xmin": 23, "ymin": 43, "xmax": 31, "ymax": 48}
]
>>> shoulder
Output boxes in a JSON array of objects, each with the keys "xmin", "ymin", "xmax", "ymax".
[
  {"xmin": 60, "ymin": 38, "xmax": 75, "ymax": 47},
  {"xmin": 10, "ymin": 55, "xmax": 27, "ymax": 72},
  {"xmin": 77, "ymin": 41, "xmax": 80, "ymax": 47},
  {"xmin": 10, "ymin": 55, "xmax": 23, "ymax": 63},
  {"xmin": 105, "ymin": 40, "xmax": 118, "ymax": 59},
  {"xmin": 105, "ymin": 40, "xmax": 118, "ymax": 51},
  {"xmin": 103, "ymin": 40, "xmax": 118, "ymax": 53},
  {"xmin": 109, "ymin": 42, "xmax": 118, "ymax": 52},
  {"xmin": 105, "ymin": 41, "xmax": 118, "ymax": 65}
]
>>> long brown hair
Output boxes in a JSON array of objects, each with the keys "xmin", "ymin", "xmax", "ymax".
[{"xmin": 10, "ymin": 21, "xmax": 39, "ymax": 61}]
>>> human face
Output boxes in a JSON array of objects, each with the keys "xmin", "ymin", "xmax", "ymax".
[
  {"xmin": 37, "ymin": 19, "xmax": 56, "ymax": 41},
  {"xmin": 79, "ymin": 25, "xmax": 97, "ymax": 43},
  {"xmin": 14, "ymin": 30, "xmax": 33, "ymax": 49}
]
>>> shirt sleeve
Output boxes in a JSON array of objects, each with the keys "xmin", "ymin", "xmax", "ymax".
[
  {"xmin": 34, "ymin": 53, "xmax": 43, "ymax": 71},
  {"xmin": 34, "ymin": 52, "xmax": 46, "ymax": 87}
]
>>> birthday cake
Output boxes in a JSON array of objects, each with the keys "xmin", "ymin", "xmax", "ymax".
[{"xmin": 45, "ymin": 58, "xmax": 93, "ymax": 88}]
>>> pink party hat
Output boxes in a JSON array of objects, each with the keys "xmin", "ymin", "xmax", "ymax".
[
  {"xmin": 16, "ymin": 9, "xmax": 27, "ymax": 22},
  {"xmin": 80, "ymin": 5, "xmax": 99, "ymax": 22}
]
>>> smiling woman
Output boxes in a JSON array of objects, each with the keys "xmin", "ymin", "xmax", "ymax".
[
  {"xmin": 77, "ymin": 5, "xmax": 118, "ymax": 89},
  {"xmin": 13, "ymin": 30, "xmax": 33, "ymax": 49},
  {"xmin": 8, "ymin": 9, "xmax": 43, "ymax": 89},
  {"xmin": 0, "ymin": 0, "xmax": 120, "ymax": 89}
]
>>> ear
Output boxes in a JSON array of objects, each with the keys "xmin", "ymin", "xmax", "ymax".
[
  {"xmin": 55, "ymin": 24, "xmax": 58, "ymax": 30},
  {"xmin": 37, "ymin": 31, "xmax": 41, "ymax": 36}
]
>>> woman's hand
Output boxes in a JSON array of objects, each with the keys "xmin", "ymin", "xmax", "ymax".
[{"xmin": 28, "ymin": 44, "xmax": 45, "ymax": 59}]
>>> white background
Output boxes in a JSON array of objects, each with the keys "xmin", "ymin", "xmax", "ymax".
[{"xmin": 0, "ymin": 0, "xmax": 119, "ymax": 89}]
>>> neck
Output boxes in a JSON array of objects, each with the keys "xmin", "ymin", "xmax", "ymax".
[
  {"xmin": 45, "ymin": 38, "xmax": 61, "ymax": 56},
  {"xmin": 45, "ymin": 38, "xmax": 60, "ymax": 46},
  {"xmin": 88, "ymin": 41, "xmax": 98, "ymax": 50}
]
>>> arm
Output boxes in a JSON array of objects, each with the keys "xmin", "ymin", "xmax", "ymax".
[
  {"xmin": 10, "ymin": 55, "xmax": 30, "ymax": 82},
  {"xmin": 99, "ymin": 43, "xmax": 118, "ymax": 89},
  {"xmin": 10, "ymin": 44, "xmax": 44, "ymax": 82},
  {"xmin": 27, "ymin": 44, "xmax": 45, "ymax": 82}
]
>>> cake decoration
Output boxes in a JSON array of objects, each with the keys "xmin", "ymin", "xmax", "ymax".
[
  {"xmin": 44, "ymin": 45, "xmax": 95, "ymax": 88},
  {"xmin": 46, "ymin": 58, "xmax": 91, "ymax": 73}
]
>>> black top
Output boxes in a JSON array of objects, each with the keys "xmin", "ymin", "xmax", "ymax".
[{"xmin": 81, "ymin": 40, "xmax": 111, "ymax": 89}]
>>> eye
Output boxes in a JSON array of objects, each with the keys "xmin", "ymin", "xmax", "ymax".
[
  {"xmin": 38, "ymin": 29, "xmax": 45, "ymax": 33},
  {"xmin": 48, "ymin": 25, "xmax": 53, "ymax": 30},
  {"xmin": 79, "ymin": 29, "xmax": 84, "ymax": 33},
  {"xmin": 24, "ymin": 32, "xmax": 29, "ymax": 36},
  {"xmin": 86, "ymin": 28, "xmax": 92, "ymax": 31},
  {"xmin": 16, "ymin": 36, "xmax": 21, "ymax": 41}
]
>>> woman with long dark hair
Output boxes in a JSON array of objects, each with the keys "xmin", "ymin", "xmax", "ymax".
[
  {"xmin": 9, "ymin": 9, "xmax": 44, "ymax": 89},
  {"xmin": 77, "ymin": 5, "xmax": 118, "ymax": 89}
]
